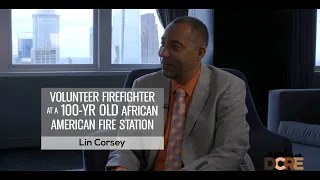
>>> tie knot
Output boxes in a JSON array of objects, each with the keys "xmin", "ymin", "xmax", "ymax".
[{"xmin": 175, "ymin": 88, "xmax": 186, "ymax": 99}]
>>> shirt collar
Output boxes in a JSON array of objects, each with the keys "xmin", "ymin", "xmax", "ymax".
[{"xmin": 171, "ymin": 68, "xmax": 201, "ymax": 96}]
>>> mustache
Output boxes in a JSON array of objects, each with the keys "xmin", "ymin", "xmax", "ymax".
[{"xmin": 161, "ymin": 59, "xmax": 174, "ymax": 65}]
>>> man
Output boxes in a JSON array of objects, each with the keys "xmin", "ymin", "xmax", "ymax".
[{"xmin": 106, "ymin": 16, "xmax": 255, "ymax": 171}]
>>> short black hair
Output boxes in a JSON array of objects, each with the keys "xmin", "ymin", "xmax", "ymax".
[{"xmin": 171, "ymin": 16, "xmax": 209, "ymax": 47}]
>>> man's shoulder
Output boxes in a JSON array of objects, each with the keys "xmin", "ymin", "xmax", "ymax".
[
  {"xmin": 206, "ymin": 65, "xmax": 245, "ymax": 87},
  {"xmin": 131, "ymin": 65, "xmax": 246, "ymax": 88}
]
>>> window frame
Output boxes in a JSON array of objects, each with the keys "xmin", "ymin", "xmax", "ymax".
[
  {"xmin": 315, "ymin": 9, "xmax": 320, "ymax": 72},
  {"xmin": 0, "ymin": 9, "xmax": 161, "ymax": 74}
]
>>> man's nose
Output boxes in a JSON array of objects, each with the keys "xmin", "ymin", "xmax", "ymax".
[{"xmin": 159, "ymin": 47, "xmax": 169, "ymax": 58}]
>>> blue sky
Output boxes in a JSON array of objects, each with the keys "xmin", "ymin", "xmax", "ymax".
[{"xmin": 11, "ymin": 9, "xmax": 164, "ymax": 58}]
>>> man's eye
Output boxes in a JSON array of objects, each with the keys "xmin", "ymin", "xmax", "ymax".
[{"xmin": 173, "ymin": 43, "xmax": 181, "ymax": 48}]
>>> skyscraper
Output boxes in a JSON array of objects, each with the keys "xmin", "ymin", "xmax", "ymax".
[
  {"xmin": 31, "ymin": 9, "xmax": 60, "ymax": 64},
  {"xmin": 141, "ymin": 13, "xmax": 159, "ymax": 64},
  {"xmin": 112, "ymin": 9, "xmax": 141, "ymax": 64},
  {"xmin": 17, "ymin": 32, "xmax": 33, "ymax": 64},
  {"xmin": 112, "ymin": 10, "xmax": 123, "ymax": 64}
]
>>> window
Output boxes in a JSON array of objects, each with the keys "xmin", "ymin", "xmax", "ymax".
[
  {"xmin": 11, "ymin": 9, "xmax": 93, "ymax": 66},
  {"xmin": 316, "ymin": 9, "xmax": 320, "ymax": 71},
  {"xmin": 0, "ymin": 9, "xmax": 163, "ymax": 74},
  {"xmin": 112, "ymin": 9, "xmax": 163, "ymax": 65}
]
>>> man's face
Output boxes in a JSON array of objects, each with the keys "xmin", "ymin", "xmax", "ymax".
[{"xmin": 159, "ymin": 23, "xmax": 200, "ymax": 80}]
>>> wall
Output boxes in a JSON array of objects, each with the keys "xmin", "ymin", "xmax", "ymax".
[
  {"xmin": 0, "ymin": 74, "xmax": 126, "ymax": 149},
  {"xmin": 0, "ymin": 9, "xmax": 215, "ymax": 149}
]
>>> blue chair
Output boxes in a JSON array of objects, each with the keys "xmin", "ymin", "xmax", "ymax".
[
  {"xmin": 268, "ymin": 89, "xmax": 320, "ymax": 171},
  {"xmin": 83, "ymin": 67, "xmax": 292, "ymax": 171}
]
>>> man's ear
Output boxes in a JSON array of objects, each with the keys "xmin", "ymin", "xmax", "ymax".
[{"xmin": 196, "ymin": 45, "xmax": 206, "ymax": 61}]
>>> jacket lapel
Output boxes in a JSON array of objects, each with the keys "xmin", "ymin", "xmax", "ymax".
[
  {"xmin": 146, "ymin": 65, "xmax": 211, "ymax": 170},
  {"xmin": 181, "ymin": 64, "xmax": 211, "ymax": 165},
  {"xmin": 184, "ymin": 64, "xmax": 211, "ymax": 137},
  {"xmin": 146, "ymin": 71, "xmax": 170, "ymax": 170}
]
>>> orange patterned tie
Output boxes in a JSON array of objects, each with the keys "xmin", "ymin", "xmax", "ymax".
[{"xmin": 164, "ymin": 88, "xmax": 186, "ymax": 171}]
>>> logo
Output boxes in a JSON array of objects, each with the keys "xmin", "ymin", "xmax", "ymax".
[{"xmin": 264, "ymin": 153, "xmax": 304, "ymax": 171}]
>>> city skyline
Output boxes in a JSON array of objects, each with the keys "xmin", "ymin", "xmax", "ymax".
[
  {"xmin": 11, "ymin": 9, "xmax": 164, "ymax": 60},
  {"xmin": 141, "ymin": 13, "xmax": 160, "ymax": 64},
  {"xmin": 15, "ymin": 10, "xmax": 60, "ymax": 64},
  {"xmin": 31, "ymin": 9, "xmax": 60, "ymax": 64},
  {"xmin": 112, "ymin": 9, "xmax": 142, "ymax": 64},
  {"xmin": 12, "ymin": 9, "xmax": 92, "ymax": 58},
  {"xmin": 12, "ymin": 9, "xmax": 320, "ymax": 66}
]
